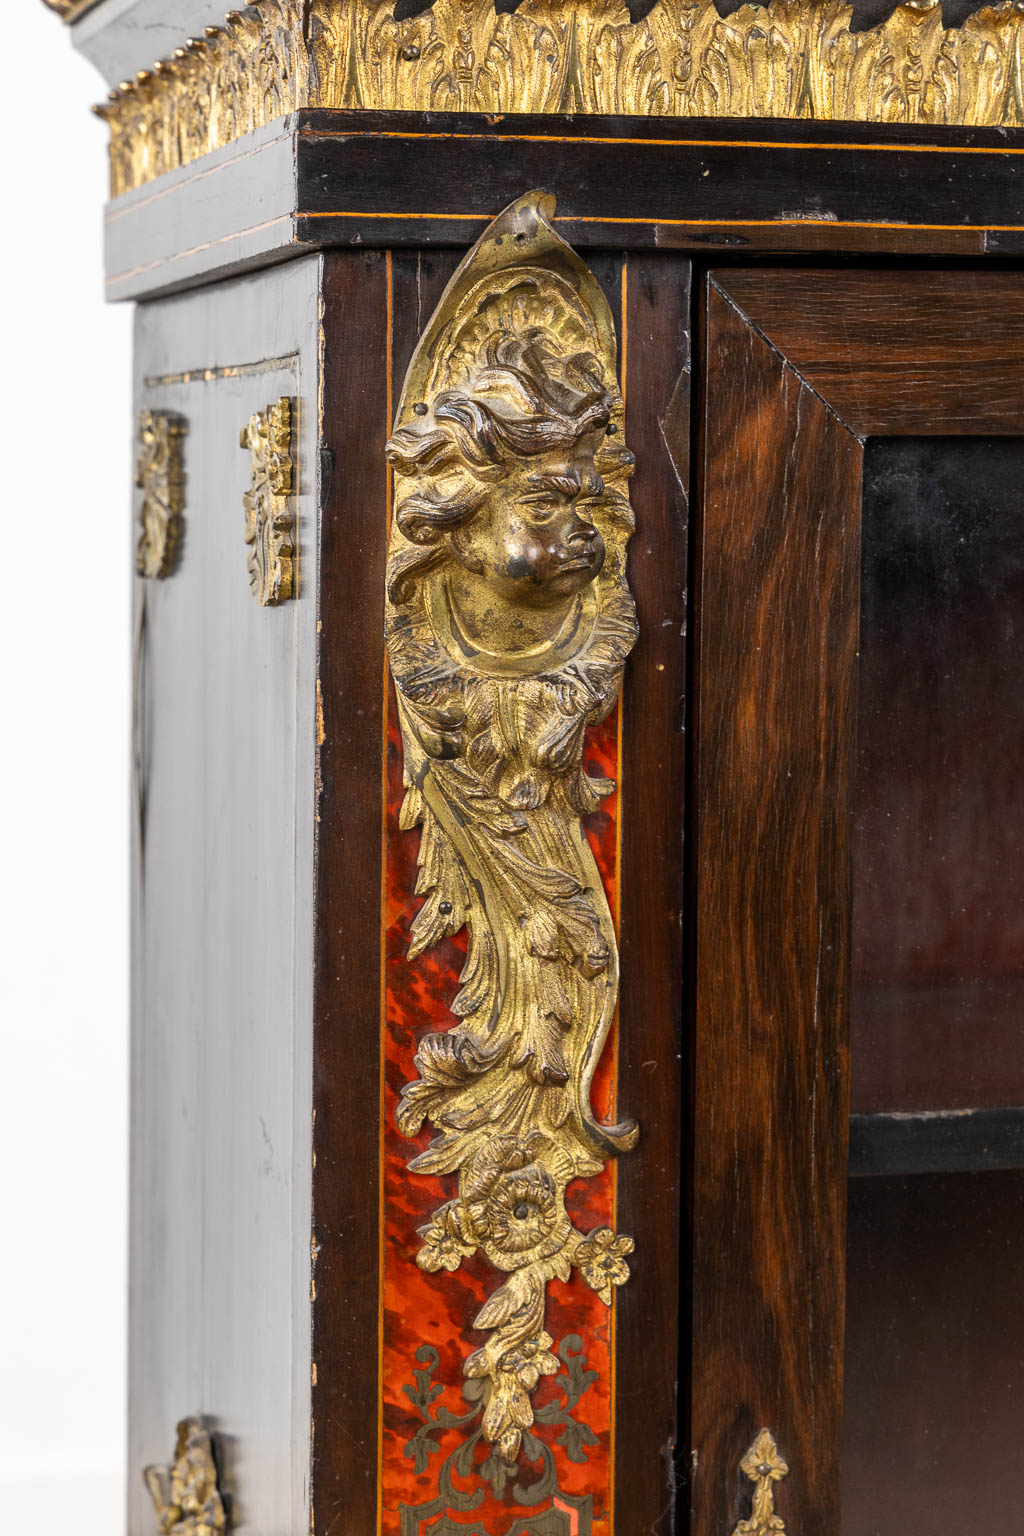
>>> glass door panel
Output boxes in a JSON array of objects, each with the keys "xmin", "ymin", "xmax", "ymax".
[{"xmin": 842, "ymin": 437, "xmax": 1024, "ymax": 1532}]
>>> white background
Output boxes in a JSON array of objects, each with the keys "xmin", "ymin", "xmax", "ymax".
[{"xmin": 1, "ymin": 8, "xmax": 133, "ymax": 1533}]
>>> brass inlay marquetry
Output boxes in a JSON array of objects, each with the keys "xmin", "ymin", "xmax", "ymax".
[
  {"xmin": 136, "ymin": 410, "xmax": 187, "ymax": 581},
  {"xmin": 385, "ymin": 190, "xmax": 637, "ymax": 1465},
  {"xmin": 96, "ymin": 0, "xmax": 1024, "ymax": 196},
  {"xmin": 732, "ymin": 1429, "xmax": 790, "ymax": 1536},
  {"xmin": 144, "ymin": 1416, "xmax": 228, "ymax": 1536},
  {"xmin": 240, "ymin": 396, "xmax": 295, "ymax": 606}
]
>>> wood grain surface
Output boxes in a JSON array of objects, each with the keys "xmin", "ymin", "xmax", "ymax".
[
  {"xmin": 311, "ymin": 249, "xmax": 391, "ymax": 1532},
  {"xmin": 615, "ymin": 254, "xmax": 690, "ymax": 1533},
  {"xmin": 712, "ymin": 270, "xmax": 1024, "ymax": 436},
  {"xmin": 692, "ymin": 266, "xmax": 1024, "ymax": 1534},
  {"xmin": 691, "ymin": 280, "xmax": 861, "ymax": 1536}
]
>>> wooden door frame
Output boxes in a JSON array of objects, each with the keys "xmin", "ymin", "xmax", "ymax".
[{"xmin": 691, "ymin": 270, "xmax": 1024, "ymax": 1536}]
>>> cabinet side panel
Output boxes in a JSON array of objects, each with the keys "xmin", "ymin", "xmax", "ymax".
[{"xmin": 130, "ymin": 260, "xmax": 320, "ymax": 1534}]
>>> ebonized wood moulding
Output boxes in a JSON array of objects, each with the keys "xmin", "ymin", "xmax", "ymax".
[
  {"xmin": 46, "ymin": 0, "xmax": 1024, "ymax": 196},
  {"xmin": 101, "ymin": 110, "xmax": 1024, "ymax": 301}
]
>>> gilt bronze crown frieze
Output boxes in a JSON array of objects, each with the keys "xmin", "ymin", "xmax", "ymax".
[
  {"xmin": 385, "ymin": 190, "xmax": 637, "ymax": 1467},
  {"xmin": 92, "ymin": 0, "xmax": 1024, "ymax": 196}
]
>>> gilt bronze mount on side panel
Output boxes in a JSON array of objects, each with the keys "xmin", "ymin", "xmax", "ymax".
[
  {"xmin": 240, "ymin": 397, "xmax": 295, "ymax": 607},
  {"xmin": 144, "ymin": 1416, "xmax": 228, "ymax": 1536},
  {"xmin": 136, "ymin": 409, "xmax": 187, "ymax": 581}
]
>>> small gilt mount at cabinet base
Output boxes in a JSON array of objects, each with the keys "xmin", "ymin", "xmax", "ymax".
[
  {"xmin": 240, "ymin": 397, "xmax": 295, "ymax": 606},
  {"xmin": 144, "ymin": 1416, "xmax": 228, "ymax": 1536},
  {"xmin": 732, "ymin": 1429, "xmax": 789, "ymax": 1536}
]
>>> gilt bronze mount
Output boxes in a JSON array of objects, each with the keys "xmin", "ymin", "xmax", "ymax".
[
  {"xmin": 86, "ymin": 0, "xmax": 1024, "ymax": 196},
  {"xmin": 144, "ymin": 1416, "xmax": 228, "ymax": 1536},
  {"xmin": 136, "ymin": 410, "xmax": 187, "ymax": 581},
  {"xmin": 731, "ymin": 1430, "xmax": 790, "ymax": 1536},
  {"xmin": 240, "ymin": 397, "xmax": 296, "ymax": 606},
  {"xmin": 385, "ymin": 190, "xmax": 637, "ymax": 1465}
]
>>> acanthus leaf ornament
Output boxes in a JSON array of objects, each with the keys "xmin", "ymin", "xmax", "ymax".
[
  {"xmin": 240, "ymin": 396, "xmax": 295, "ymax": 606},
  {"xmin": 732, "ymin": 1429, "xmax": 790, "ymax": 1536},
  {"xmin": 143, "ymin": 1415, "xmax": 228, "ymax": 1536},
  {"xmin": 385, "ymin": 190, "xmax": 638, "ymax": 1465},
  {"xmin": 136, "ymin": 410, "xmax": 187, "ymax": 581}
]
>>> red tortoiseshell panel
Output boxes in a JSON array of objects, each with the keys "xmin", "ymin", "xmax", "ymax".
[{"xmin": 382, "ymin": 684, "xmax": 621, "ymax": 1536}]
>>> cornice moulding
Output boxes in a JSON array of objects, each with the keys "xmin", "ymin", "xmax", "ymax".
[{"xmin": 88, "ymin": 0, "xmax": 1024, "ymax": 195}]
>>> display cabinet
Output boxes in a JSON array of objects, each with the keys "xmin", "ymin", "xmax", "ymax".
[{"xmin": 43, "ymin": 1, "xmax": 1024, "ymax": 1533}]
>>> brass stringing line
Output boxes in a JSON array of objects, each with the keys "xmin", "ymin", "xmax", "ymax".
[
  {"xmin": 292, "ymin": 125, "xmax": 1024, "ymax": 155},
  {"xmin": 94, "ymin": 0, "xmax": 1024, "ymax": 195},
  {"xmin": 144, "ymin": 354, "xmax": 299, "ymax": 388}
]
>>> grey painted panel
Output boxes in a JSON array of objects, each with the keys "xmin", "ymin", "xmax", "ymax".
[
  {"xmin": 131, "ymin": 256, "xmax": 320, "ymax": 1534},
  {"xmin": 104, "ymin": 119, "xmax": 299, "ymax": 304}
]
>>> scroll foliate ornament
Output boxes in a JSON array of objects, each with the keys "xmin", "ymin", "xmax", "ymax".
[
  {"xmin": 143, "ymin": 1416, "xmax": 228, "ymax": 1536},
  {"xmin": 732, "ymin": 1430, "xmax": 789, "ymax": 1536},
  {"xmin": 136, "ymin": 411, "xmax": 187, "ymax": 580},
  {"xmin": 240, "ymin": 397, "xmax": 295, "ymax": 606},
  {"xmin": 385, "ymin": 190, "xmax": 637, "ymax": 1465}
]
